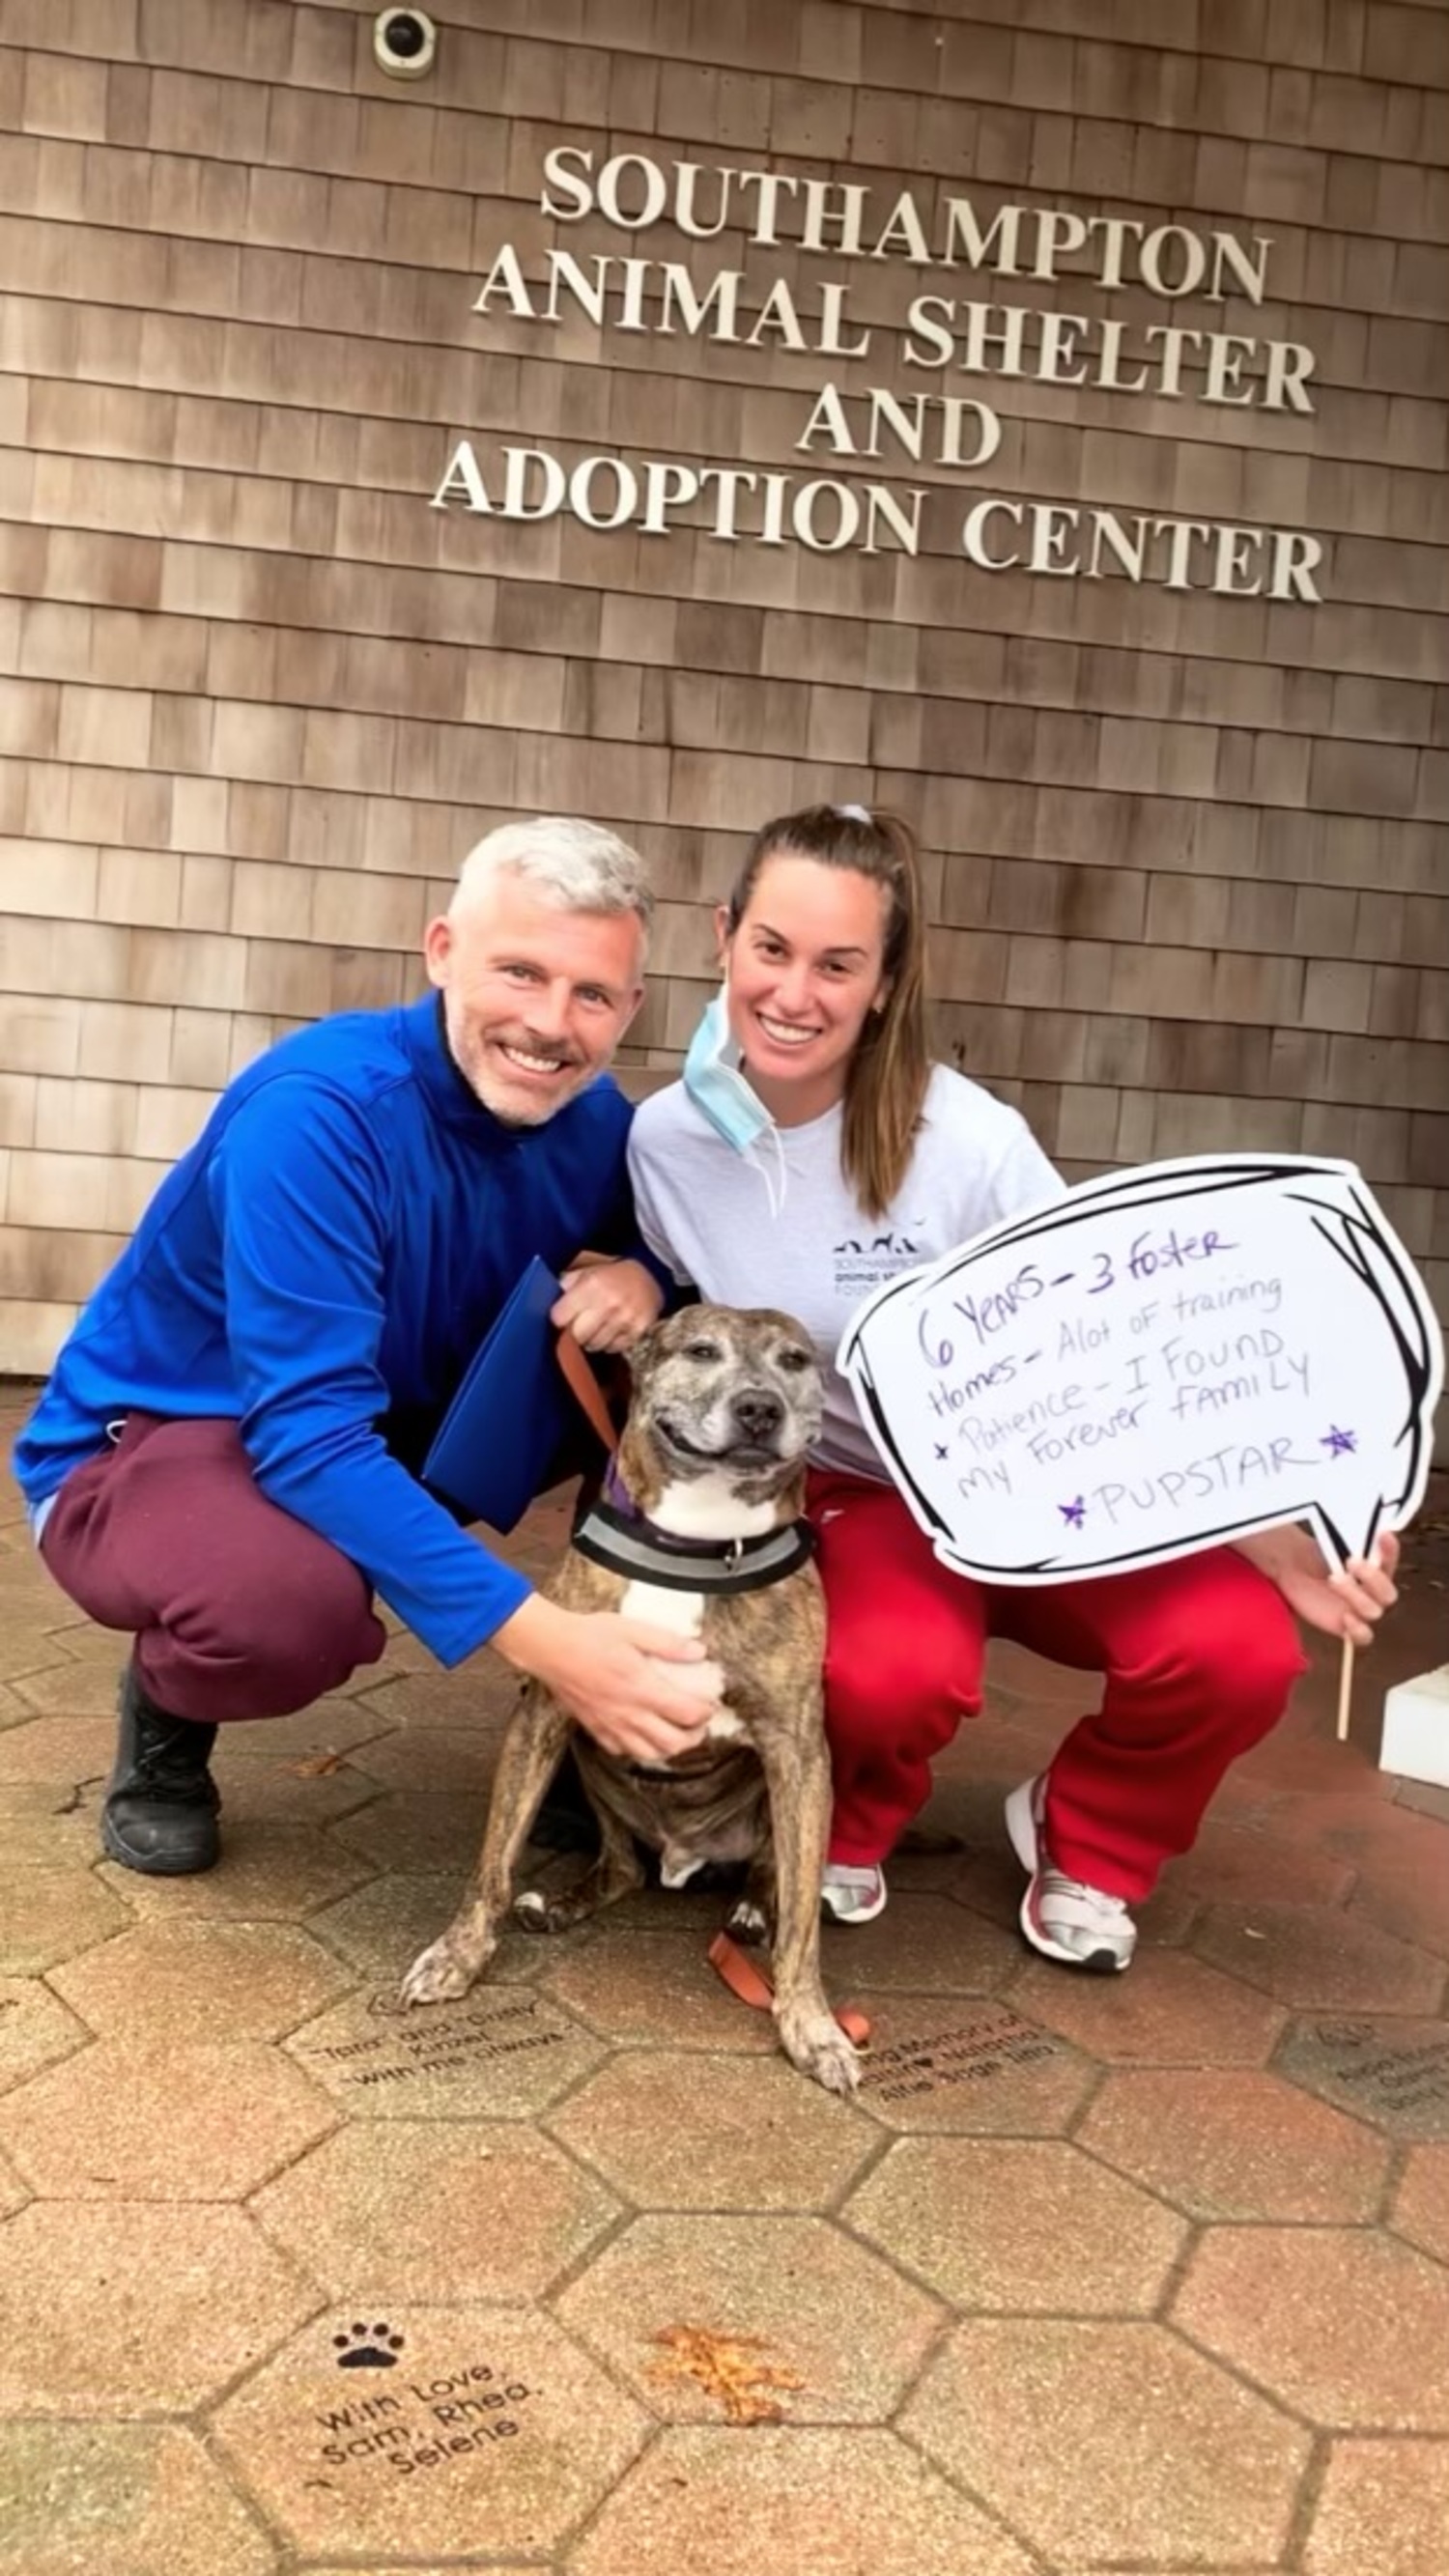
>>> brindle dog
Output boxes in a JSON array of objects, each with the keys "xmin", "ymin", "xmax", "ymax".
[{"xmin": 400, "ymin": 1303, "xmax": 860, "ymax": 2095}]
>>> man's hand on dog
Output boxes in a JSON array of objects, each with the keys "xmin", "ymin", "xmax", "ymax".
[
  {"xmin": 552, "ymin": 1255, "xmax": 663, "ymax": 1355},
  {"xmin": 493, "ymin": 1596, "xmax": 725, "ymax": 1764}
]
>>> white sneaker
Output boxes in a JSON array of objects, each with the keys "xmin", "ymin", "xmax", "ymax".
[
  {"xmin": 820, "ymin": 1862, "xmax": 888, "ymax": 1925},
  {"xmin": 1005, "ymin": 1775, "xmax": 1136, "ymax": 1974}
]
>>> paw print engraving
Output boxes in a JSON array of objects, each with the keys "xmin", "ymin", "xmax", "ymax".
[{"xmin": 333, "ymin": 2320, "xmax": 405, "ymax": 2369}]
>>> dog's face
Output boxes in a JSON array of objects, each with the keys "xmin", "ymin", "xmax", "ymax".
[{"xmin": 620, "ymin": 1304, "xmax": 823, "ymax": 1508}]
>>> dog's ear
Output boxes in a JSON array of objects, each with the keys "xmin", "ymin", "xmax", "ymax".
[{"xmin": 625, "ymin": 1319, "xmax": 662, "ymax": 1375}]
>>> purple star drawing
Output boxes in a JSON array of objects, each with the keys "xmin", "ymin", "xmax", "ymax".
[
  {"xmin": 1059, "ymin": 1496, "xmax": 1087, "ymax": 1528},
  {"xmin": 935, "ymin": 1441, "xmax": 949, "ymax": 1460},
  {"xmin": 1321, "ymin": 1426, "xmax": 1357, "ymax": 1458}
]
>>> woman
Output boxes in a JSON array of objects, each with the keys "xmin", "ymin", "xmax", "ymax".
[{"xmin": 628, "ymin": 803, "xmax": 1398, "ymax": 1970}]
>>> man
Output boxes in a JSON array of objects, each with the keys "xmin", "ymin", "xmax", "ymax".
[{"xmin": 13, "ymin": 816, "xmax": 719, "ymax": 1875}]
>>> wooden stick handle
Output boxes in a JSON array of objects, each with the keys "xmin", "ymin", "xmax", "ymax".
[{"xmin": 1335, "ymin": 1635, "xmax": 1355, "ymax": 1742}]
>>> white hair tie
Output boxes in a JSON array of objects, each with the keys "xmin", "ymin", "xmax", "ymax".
[{"xmin": 836, "ymin": 803, "xmax": 872, "ymax": 825}]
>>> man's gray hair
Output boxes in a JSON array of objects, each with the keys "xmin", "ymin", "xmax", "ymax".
[{"xmin": 450, "ymin": 816, "xmax": 653, "ymax": 937}]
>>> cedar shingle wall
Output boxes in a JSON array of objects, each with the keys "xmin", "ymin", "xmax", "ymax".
[{"xmin": 0, "ymin": 0, "xmax": 1444, "ymax": 1384}]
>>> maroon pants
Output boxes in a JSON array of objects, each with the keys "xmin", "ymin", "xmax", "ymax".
[{"xmin": 40, "ymin": 1416, "xmax": 387, "ymax": 1722}]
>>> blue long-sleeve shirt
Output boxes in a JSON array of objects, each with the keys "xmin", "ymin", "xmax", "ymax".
[{"xmin": 13, "ymin": 994, "xmax": 647, "ymax": 1665}]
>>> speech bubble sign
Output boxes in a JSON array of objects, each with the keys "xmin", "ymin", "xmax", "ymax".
[{"xmin": 838, "ymin": 1155, "xmax": 1444, "ymax": 1584}]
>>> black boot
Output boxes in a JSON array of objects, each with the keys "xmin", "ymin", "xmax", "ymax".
[{"xmin": 101, "ymin": 1663, "xmax": 221, "ymax": 1875}]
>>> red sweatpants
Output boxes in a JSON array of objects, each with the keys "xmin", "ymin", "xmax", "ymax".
[
  {"xmin": 40, "ymin": 1415, "xmax": 387, "ymax": 1722},
  {"xmin": 808, "ymin": 1466, "xmax": 1308, "ymax": 1901}
]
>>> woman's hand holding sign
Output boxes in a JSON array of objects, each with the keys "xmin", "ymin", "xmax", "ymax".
[
  {"xmin": 1236, "ymin": 1522, "xmax": 1402, "ymax": 1746},
  {"xmin": 1236, "ymin": 1524, "xmax": 1400, "ymax": 1647}
]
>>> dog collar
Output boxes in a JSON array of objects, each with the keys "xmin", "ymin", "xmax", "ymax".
[{"xmin": 572, "ymin": 1494, "xmax": 817, "ymax": 1596}]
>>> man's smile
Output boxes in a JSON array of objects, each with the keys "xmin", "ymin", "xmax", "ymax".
[{"xmin": 495, "ymin": 1038, "xmax": 576, "ymax": 1077}]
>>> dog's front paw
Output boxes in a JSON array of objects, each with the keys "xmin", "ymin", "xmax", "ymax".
[
  {"xmin": 399, "ymin": 1931, "xmax": 489, "ymax": 2006},
  {"xmin": 777, "ymin": 2006, "xmax": 862, "ymax": 2098},
  {"xmin": 512, "ymin": 1887, "xmax": 561, "ymax": 1935},
  {"xmin": 512, "ymin": 1882, "xmax": 596, "ymax": 1934},
  {"xmin": 725, "ymin": 1895, "xmax": 770, "ymax": 1947}
]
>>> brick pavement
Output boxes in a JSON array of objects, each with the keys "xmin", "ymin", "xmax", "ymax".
[{"xmin": 1, "ymin": 1382, "xmax": 1446, "ymax": 2575}]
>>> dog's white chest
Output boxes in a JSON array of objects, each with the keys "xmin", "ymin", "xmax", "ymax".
[{"xmin": 617, "ymin": 1577, "xmax": 745, "ymax": 1745}]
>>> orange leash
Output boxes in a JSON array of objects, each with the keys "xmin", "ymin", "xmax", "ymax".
[
  {"xmin": 709, "ymin": 1931, "xmax": 871, "ymax": 2049},
  {"xmin": 554, "ymin": 1330, "xmax": 624, "ymax": 1455}
]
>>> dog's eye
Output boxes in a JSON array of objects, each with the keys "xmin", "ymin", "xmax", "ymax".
[
  {"xmin": 778, "ymin": 1346, "xmax": 812, "ymax": 1373},
  {"xmin": 682, "ymin": 1339, "xmax": 724, "ymax": 1365}
]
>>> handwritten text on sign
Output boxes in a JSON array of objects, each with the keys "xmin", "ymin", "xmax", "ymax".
[{"xmin": 838, "ymin": 1157, "xmax": 1443, "ymax": 1584}]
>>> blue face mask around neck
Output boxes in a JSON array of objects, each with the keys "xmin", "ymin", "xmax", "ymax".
[
  {"xmin": 682, "ymin": 988, "xmax": 788, "ymax": 1213},
  {"xmin": 682, "ymin": 989, "xmax": 770, "ymax": 1151}
]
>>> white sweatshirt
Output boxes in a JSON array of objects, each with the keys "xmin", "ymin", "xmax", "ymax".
[{"xmin": 629, "ymin": 1063, "xmax": 1065, "ymax": 1479}]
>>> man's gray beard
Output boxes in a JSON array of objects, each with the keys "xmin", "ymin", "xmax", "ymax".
[{"xmin": 461, "ymin": 1051, "xmax": 587, "ymax": 1127}]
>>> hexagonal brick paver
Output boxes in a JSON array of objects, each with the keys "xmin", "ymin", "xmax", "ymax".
[
  {"xmin": 98, "ymin": 1824, "xmax": 375, "ymax": 1920},
  {"xmin": 0, "ymin": 2420, "xmax": 276, "ymax": 2575},
  {"xmin": 1163, "ymin": 1818, "xmax": 1354, "ymax": 1908},
  {"xmin": 1393, "ymin": 2144, "xmax": 1449, "ymax": 2263},
  {"xmin": 48, "ymin": 1919, "xmax": 357, "ymax": 2042},
  {"xmin": 0, "ymin": 1863, "xmax": 129, "ymax": 1973},
  {"xmin": 549, "ymin": 2051, "xmax": 875, "ymax": 2209},
  {"xmin": 44, "ymin": 1616, "xmax": 140, "ymax": 1665},
  {"xmin": 1303, "ymin": 2437, "xmax": 1449, "ymax": 2574},
  {"xmin": 218, "ymin": 1695, "xmax": 400, "ymax": 1766},
  {"xmin": 342, "ymin": 1726, "xmax": 494, "ymax": 1794},
  {"xmin": 820, "ymin": 1892, "xmax": 1014, "ymax": 1994},
  {"xmin": 0, "ymin": 1778, "xmax": 99, "ymax": 1869},
  {"xmin": 570, "ymin": 2424, "xmax": 1034, "ymax": 2576},
  {"xmin": 0, "ymin": 2201, "xmax": 316, "ymax": 2413},
  {"xmin": 345, "ymin": 1670, "xmax": 516, "ymax": 1734},
  {"xmin": 1012, "ymin": 1949, "xmax": 1287, "ymax": 2063},
  {"xmin": 902, "ymin": 2318, "xmax": 1310, "ymax": 2565},
  {"xmin": 544, "ymin": 1929, "xmax": 778, "ymax": 2055},
  {"xmin": 309, "ymin": 1871, "xmax": 540, "ymax": 1988},
  {"xmin": 251, "ymin": 2122, "xmax": 618, "ymax": 2303},
  {"xmin": 1079, "ymin": 2068, "xmax": 1390, "ymax": 2222},
  {"xmin": 5, "ymin": 1669, "xmax": 123, "ymax": 1727},
  {"xmin": 0, "ymin": 2039, "xmax": 337, "ymax": 2200},
  {"xmin": 213, "ymin": 2305, "xmax": 647, "ymax": 2562},
  {"xmin": 312, "ymin": 1871, "xmax": 476, "ymax": 1977},
  {"xmin": 1237, "ymin": 1725, "xmax": 1387, "ymax": 1797},
  {"xmin": 1304, "ymin": 1793, "xmax": 1433, "ymax": 1875},
  {"xmin": 556, "ymin": 2213, "xmax": 941, "ymax": 2424},
  {"xmin": 1175, "ymin": 2225, "xmax": 1449, "ymax": 2429},
  {"xmin": 591, "ymin": 1877, "xmax": 743, "ymax": 1938},
  {"xmin": 287, "ymin": 1981, "xmax": 604, "ymax": 2117},
  {"xmin": 332, "ymin": 1793, "xmax": 490, "ymax": 1873},
  {"xmin": 1192, "ymin": 1900, "xmax": 1446, "ymax": 2013},
  {"xmin": 0, "ymin": 1974, "xmax": 90, "ymax": 2094},
  {"xmin": 853, "ymin": 1994, "xmax": 1094, "ymax": 2134},
  {"xmin": 218, "ymin": 1750, "xmax": 380, "ymax": 1827},
  {"xmin": 877, "ymin": 1834, "xmax": 982, "ymax": 1894},
  {"xmin": 1276, "ymin": 2015, "xmax": 1449, "ymax": 2139},
  {"xmin": 0, "ymin": 1710, "xmax": 112, "ymax": 1793},
  {"xmin": 0, "ymin": 2146, "xmax": 26, "ymax": 2219},
  {"xmin": 1347, "ymin": 1833, "xmax": 1449, "ymax": 1958},
  {"xmin": 0, "ymin": 1628, "xmax": 81, "ymax": 1688},
  {"xmin": 845, "ymin": 2137, "xmax": 1184, "ymax": 2313}
]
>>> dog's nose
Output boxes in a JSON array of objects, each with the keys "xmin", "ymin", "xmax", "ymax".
[{"xmin": 731, "ymin": 1389, "xmax": 784, "ymax": 1441}]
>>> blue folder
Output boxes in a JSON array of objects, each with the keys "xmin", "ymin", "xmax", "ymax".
[{"xmin": 422, "ymin": 1257, "xmax": 601, "ymax": 1534}]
